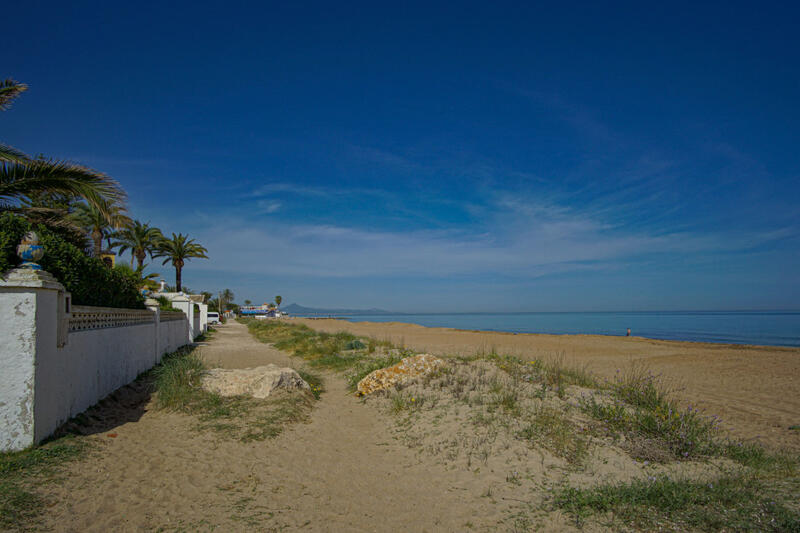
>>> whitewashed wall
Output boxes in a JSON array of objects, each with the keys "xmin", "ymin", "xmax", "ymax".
[
  {"xmin": 193, "ymin": 305, "xmax": 200, "ymax": 338},
  {"xmin": 35, "ymin": 320, "xmax": 156, "ymax": 443},
  {"xmin": 160, "ymin": 312, "xmax": 190, "ymax": 355},
  {"xmin": 0, "ymin": 270, "xmax": 195, "ymax": 451}
]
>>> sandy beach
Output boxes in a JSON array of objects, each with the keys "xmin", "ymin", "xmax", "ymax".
[
  {"xmin": 9, "ymin": 319, "xmax": 793, "ymax": 531},
  {"xmin": 295, "ymin": 318, "xmax": 800, "ymax": 452},
  {"xmin": 36, "ymin": 321, "xmax": 578, "ymax": 532}
]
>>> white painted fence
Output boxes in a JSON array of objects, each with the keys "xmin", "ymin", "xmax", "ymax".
[{"xmin": 0, "ymin": 267, "xmax": 202, "ymax": 452}]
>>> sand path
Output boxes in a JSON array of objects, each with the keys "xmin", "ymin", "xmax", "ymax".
[
  {"xmin": 39, "ymin": 321, "xmax": 526, "ymax": 532},
  {"xmin": 295, "ymin": 319, "xmax": 800, "ymax": 452}
]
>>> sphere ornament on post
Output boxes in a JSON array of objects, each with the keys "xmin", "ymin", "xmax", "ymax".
[{"xmin": 17, "ymin": 232, "xmax": 45, "ymax": 270}]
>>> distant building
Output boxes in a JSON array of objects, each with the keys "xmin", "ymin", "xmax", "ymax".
[{"xmin": 240, "ymin": 305, "xmax": 285, "ymax": 319}]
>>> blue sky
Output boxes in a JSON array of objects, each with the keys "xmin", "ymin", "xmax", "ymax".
[{"xmin": 3, "ymin": 1, "xmax": 799, "ymax": 311}]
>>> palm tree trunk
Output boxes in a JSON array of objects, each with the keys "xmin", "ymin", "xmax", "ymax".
[
  {"xmin": 136, "ymin": 251, "xmax": 146, "ymax": 270},
  {"xmin": 175, "ymin": 265, "xmax": 182, "ymax": 292},
  {"xmin": 92, "ymin": 229, "xmax": 103, "ymax": 257}
]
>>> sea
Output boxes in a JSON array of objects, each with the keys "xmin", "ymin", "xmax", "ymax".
[{"xmin": 295, "ymin": 311, "xmax": 800, "ymax": 348}]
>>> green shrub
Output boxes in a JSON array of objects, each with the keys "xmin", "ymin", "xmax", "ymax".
[
  {"xmin": 0, "ymin": 213, "xmax": 144, "ymax": 309},
  {"xmin": 345, "ymin": 339, "xmax": 366, "ymax": 350},
  {"xmin": 154, "ymin": 295, "xmax": 179, "ymax": 312}
]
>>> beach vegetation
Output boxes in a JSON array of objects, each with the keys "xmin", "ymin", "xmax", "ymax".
[
  {"xmin": 389, "ymin": 391, "xmax": 428, "ymax": 414},
  {"xmin": 555, "ymin": 473, "xmax": 800, "ymax": 531},
  {"xmin": 296, "ymin": 368, "xmax": 325, "ymax": 400},
  {"xmin": 245, "ymin": 320, "xmax": 800, "ymax": 530},
  {"xmin": 0, "ymin": 436, "xmax": 88, "ymax": 529},
  {"xmin": 578, "ymin": 365, "xmax": 753, "ymax": 462},
  {"xmin": 518, "ymin": 405, "xmax": 588, "ymax": 465},
  {"xmin": 244, "ymin": 320, "xmax": 426, "ymax": 397},
  {"xmin": 243, "ymin": 319, "xmax": 407, "ymax": 390},
  {"xmin": 152, "ymin": 345, "xmax": 317, "ymax": 441}
]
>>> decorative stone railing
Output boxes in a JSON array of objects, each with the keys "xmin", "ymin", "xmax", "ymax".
[
  {"xmin": 159, "ymin": 310, "xmax": 186, "ymax": 322},
  {"xmin": 69, "ymin": 306, "xmax": 156, "ymax": 332}
]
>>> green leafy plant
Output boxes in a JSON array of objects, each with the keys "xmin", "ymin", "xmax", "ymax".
[{"xmin": 0, "ymin": 213, "xmax": 145, "ymax": 308}]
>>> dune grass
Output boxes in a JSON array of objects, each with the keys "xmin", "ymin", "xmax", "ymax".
[
  {"xmin": 556, "ymin": 473, "xmax": 800, "ymax": 531},
  {"xmin": 553, "ymin": 364, "xmax": 800, "ymax": 530},
  {"xmin": 0, "ymin": 436, "xmax": 88, "ymax": 529},
  {"xmin": 243, "ymin": 319, "xmax": 407, "ymax": 390},
  {"xmin": 576, "ymin": 364, "xmax": 799, "ymax": 470}
]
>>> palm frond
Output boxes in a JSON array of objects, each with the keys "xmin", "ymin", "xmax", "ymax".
[
  {"xmin": 155, "ymin": 232, "xmax": 209, "ymax": 261},
  {"xmin": 0, "ymin": 79, "xmax": 28, "ymax": 111},
  {"xmin": 0, "ymin": 143, "xmax": 31, "ymax": 163},
  {"xmin": 4, "ymin": 205, "xmax": 88, "ymax": 244},
  {"xmin": 111, "ymin": 220, "xmax": 164, "ymax": 266},
  {"xmin": 0, "ymin": 159, "xmax": 126, "ymax": 215}
]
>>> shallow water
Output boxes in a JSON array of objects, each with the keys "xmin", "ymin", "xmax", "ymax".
[{"xmin": 297, "ymin": 311, "xmax": 800, "ymax": 347}]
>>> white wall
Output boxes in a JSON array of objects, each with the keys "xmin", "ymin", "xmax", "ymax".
[
  {"xmin": 1, "ymin": 270, "xmax": 195, "ymax": 451},
  {"xmin": 193, "ymin": 305, "xmax": 200, "ymax": 339},
  {"xmin": 159, "ymin": 318, "xmax": 189, "ymax": 356},
  {"xmin": 34, "ymin": 322, "xmax": 157, "ymax": 442}
]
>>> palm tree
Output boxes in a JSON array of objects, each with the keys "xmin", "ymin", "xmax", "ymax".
[
  {"xmin": 220, "ymin": 288, "xmax": 234, "ymax": 314},
  {"xmin": 244, "ymin": 299, "xmax": 252, "ymax": 306},
  {"xmin": 1, "ymin": 79, "xmax": 125, "ymax": 214},
  {"xmin": 72, "ymin": 199, "xmax": 131, "ymax": 257},
  {"xmin": 275, "ymin": 295, "xmax": 282, "ymax": 308},
  {"xmin": 156, "ymin": 233, "xmax": 208, "ymax": 292},
  {"xmin": 112, "ymin": 221, "xmax": 163, "ymax": 268}
]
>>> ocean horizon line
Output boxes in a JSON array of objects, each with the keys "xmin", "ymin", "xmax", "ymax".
[{"xmin": 295, "ymin": 309, "xmax": 800, "ymax": 316}]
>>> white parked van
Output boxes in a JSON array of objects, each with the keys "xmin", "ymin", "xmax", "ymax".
[{"xmin": 207, "ymin": 312, "xmax": 221, "ymax": 324}]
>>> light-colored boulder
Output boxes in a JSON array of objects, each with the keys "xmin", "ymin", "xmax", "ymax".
[
  {"xmin": 202, "ymin": 365, "xmax": 309, "ymax": 399},
  {"xmin": 357, "ymin": 354, "xmax": 445, "ymax": 396}
]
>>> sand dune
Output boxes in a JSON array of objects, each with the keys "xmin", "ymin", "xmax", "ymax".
[{"xmin": 295, "ymin": 318, "xmax": 800, "ymax": 451}]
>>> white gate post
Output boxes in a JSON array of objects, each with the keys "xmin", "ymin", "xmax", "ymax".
[{"xmin": 0, "ymin": 267, "xmax": 67, "ymax": 451}]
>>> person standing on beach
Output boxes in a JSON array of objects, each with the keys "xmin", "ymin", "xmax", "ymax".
[{"xmin": 626, "ymin": 328, "xmax": 631, "ymax": 336}]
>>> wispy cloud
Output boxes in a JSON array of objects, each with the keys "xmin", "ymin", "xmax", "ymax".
[
  {"xmin": 505, "ymin": 86, "xmax": 622, "ymax": 146},
  {"xmin": 347, "ymin": 144, "xmax": 420, "ymax": 172},
  {"xmin": 256, "ymin": 199, "xmax": 282, "ymax": 213},
  {"xmin": 187, "ymin": 189, "xmax": 792, "ymax": 280}
]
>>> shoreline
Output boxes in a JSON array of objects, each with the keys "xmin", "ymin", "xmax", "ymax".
[
  {"xmin": 291, "ymin": 312, "xmax": 800, "ymax": 348},
  {"xmin": 293, "ymin": 317, "xmax": 800, "ymax": 451},
  {"xmin": 295, "ymin": 316, "xmax": 800, "ymax": 351}
]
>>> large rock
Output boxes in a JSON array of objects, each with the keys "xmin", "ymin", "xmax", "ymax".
[
  {"xmin": 202, "ymin": 365, "xmax": 309, "ymax": 399},
  {"xmin": 357, "ymin": 354, "xmax": 445, "ymax": 396}
]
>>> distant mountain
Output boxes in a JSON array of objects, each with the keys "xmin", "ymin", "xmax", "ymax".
[{"xmin": 282, "ymin": 303, "xmax": 392, "ymax": 316}]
